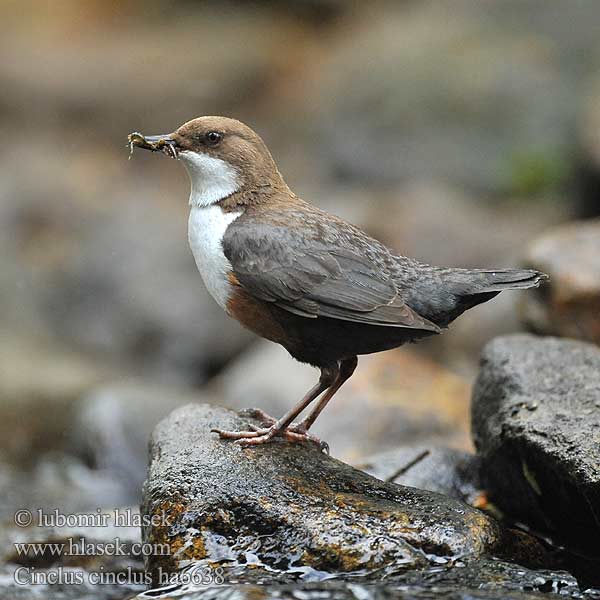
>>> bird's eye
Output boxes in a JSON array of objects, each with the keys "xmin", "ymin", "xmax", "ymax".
[{"xmin": 206, "ymin": 131, "xmax": 222, "ymax": 146}]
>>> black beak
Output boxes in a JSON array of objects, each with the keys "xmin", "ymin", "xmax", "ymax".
[{"xmin": 127, "ymin": 132, "xmax": 179, "ymax": 159}]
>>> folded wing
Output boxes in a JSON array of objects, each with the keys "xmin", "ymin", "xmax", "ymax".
[{"xmin": 222, "ymin": 220, "xmax": 440, "ymax": 333}]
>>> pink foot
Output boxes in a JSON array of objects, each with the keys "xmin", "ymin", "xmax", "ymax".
[{"xmin": 211, "ymin": 409, "xmax": 326, "ymax": 449}]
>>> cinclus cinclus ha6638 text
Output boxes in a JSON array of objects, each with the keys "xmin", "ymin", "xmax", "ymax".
[{"xmin": 128, "ymin": 116, "xmax": 547, "ymax": 447}]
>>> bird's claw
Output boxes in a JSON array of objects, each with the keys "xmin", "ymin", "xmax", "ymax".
[
  {"xmin": 212, "ymin": 421, "xmax": 324, "ymax": 448},
  {"xmin": 319, "ymin": 440, "xmax": 330, "ymax": 455},
  {"xmin": 210, "ymin": 427, "xmax": 262, "ymax": 439}
]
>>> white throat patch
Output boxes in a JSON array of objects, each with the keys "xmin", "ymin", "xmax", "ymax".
[
  {"xmin": 188, "ymin": 205, "xmax": 242, "ymax": 309},
  {"xmin": 180, "ymin": 151, "xmax": 240, "ymax": 207}
]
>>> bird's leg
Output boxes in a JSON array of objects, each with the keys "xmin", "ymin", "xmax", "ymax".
[
  {"xmin": 292, "ymin": 356, "xmax": 358, "ymax": 434},
  {"xmin": 211, "ymin": 365, "xmax": 338, "ymax": 446},
  {"xmin": 240, "ymin": 358, "xmax": 357, "ymax": 429}
]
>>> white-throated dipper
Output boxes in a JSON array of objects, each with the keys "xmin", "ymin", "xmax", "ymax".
[{"xmin": 128, "ymin": 116, "xmax": 548, "ymax": 447}]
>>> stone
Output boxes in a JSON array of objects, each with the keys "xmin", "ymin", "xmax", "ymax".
[
  {"xmin": 142, "ymin": 404, "xmax": 544, "ymax": 585},
  {"xmin": 522, "ymin": 220, "xmax": 600, "ymax": 345},
  {"xmin": 209, "ymin": 342, "xmax": 472, "ymax": 462},
  {"xmin": 472, "ymin": 334, "xmax": 600, "ymax": 556}
]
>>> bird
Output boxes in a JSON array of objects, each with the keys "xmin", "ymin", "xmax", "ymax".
[{"xmin": 128, "ymin": 116, "xmax": 548, "ymax": 447}]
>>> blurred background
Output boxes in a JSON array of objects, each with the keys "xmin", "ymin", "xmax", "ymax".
[{"xmin": 1, "ymin": 0, "xmax": 599, "ymax": 520}]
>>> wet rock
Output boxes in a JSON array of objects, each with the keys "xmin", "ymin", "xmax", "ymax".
[
  {"xmin": 141, "ymin": 404, "xmax": 545, "ymax": 585},
  {"xmin": 522, "ymin": 220, "xmax": 600, "ymax": 345},
  {"xmin": 472, "ymin": 334, "xmax": 600, "ymax": 556},
  {"xmin": 210, "ymin": 342, "xmax": 472, "ymax": 462},
  {"xmin": 358, "ymin": 446, "xmax": 483, "ymax": 506}
]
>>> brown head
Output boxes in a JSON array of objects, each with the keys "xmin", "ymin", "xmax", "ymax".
[{"xmin": 129, "ymin": 116, "xmax": 287, "ymax": 208}]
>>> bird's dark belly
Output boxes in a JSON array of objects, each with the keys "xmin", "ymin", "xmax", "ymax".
[
  {"xmin": 277, "ymin": 311, "xmax": 435, "ymax": 366},
  {"xmin": 227, "ymin": 286, "xmax": 435, "ymax": 367}
]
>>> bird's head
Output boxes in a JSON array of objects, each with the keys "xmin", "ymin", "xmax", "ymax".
[{"xmin": 128, "ymin": 116, "xmax": 284, "ymax": 207}]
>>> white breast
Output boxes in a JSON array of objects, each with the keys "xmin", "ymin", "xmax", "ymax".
[{"xmin": 188, "ymin": 205, "xmax": 242, "ymax": 309}]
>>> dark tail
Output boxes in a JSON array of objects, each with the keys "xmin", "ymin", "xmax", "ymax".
[
  {"xmin": 433, "ymin": 267, "xmax": 548, "ymax": 326},
  {"xmin": 465, "ymin": 268, "xmax": 549, "ymax": 293}
]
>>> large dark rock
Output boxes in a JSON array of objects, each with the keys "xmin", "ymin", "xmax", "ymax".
[
  {"xmin": 472, "ymin": 334, "xmax": 600, "ymax": 556},
  {"xmin": 141, "ymin": 404, "xmax": 549, "ymax": 586}
]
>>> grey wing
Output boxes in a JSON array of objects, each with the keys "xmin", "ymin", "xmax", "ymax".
[{"xmin": 223, "ymin": 221, "xmax": 440, "ymax": 333}]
